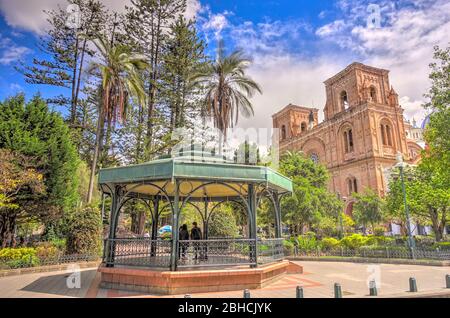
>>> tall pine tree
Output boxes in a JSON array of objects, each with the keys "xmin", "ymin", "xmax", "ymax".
[
  {"xmin": 125, "ymin": 0, "xmax": 187, "ymax": 159},
  {"xmin": 16, "ymin": 0, "xmax": 109, "ymax": 127}
]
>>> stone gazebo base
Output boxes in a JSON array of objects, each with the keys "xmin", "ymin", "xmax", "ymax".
[{"xmin": 98, "ymin": 260, "xmax": 303, "ymax": 295}]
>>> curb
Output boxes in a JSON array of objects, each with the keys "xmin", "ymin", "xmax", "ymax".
[
  {"xmin": 379, "ymin": 289, "xmax": 450, "ymax": 298},
  {"xmin": 0, "ymin": 261, "xmax": 101, "ymax": 278},
  {"xmin": 287, "ymin": 256, "xmax": 450, "ymax": 267}
]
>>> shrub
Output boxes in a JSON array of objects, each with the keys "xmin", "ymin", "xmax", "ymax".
[
  {"xmin": 66, "ymin": 206, "xmax": 102, "ymax": 255},
  {"xmin": 414, "ymin": 235, "xmax": 436, "ymax": 247},
  {"xmin": 339, "ymin": 234, "xmax": 370, "ymax": 249},
  {"xmin": 208, "ymin": 208, "xmax": 239, "ymax": 238},
  {"xmin": 49, "ymin": 238, "xmax": 67, "ymax": 252},
  {"xmin": 0, "ymin": 247, "xmax": 39, "ymax": 268},
  {"xmin": 373, "ymin": 236, "xmax": 395, "ymax": 246},
  {"xmin": 373, "ymin": 227, "xmax": 386, "ymax": 237},
  {"xmin": 433, "ymin": 242, "xmax": 450, "ymax": 250},
  {"xmin": 339, "ymin": 234, "xmax": 394, "ymax": 249},
  {"xmin": 297, "ymin": 235, "xmax": 320, "ymax": 252},
  {"xmin": 283, "ymin": 240, "xmax": 295, "ymax": 255},
  {"xmin": 321, "ymin": 237, "xmax": 340, "ymax": 251},
  {"xmin": 305, "ymin": 231, "xmax": 316, "ymax": 239},
  {"xmin": 7, "ymin": 255, "xmax": 40, "ymax": 269},
  {"xmin": 35, "ymin": 244, "xmax": 60, "ymax": 260}
]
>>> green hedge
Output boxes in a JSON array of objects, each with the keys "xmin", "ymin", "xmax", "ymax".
[
  {"xmin": 433, "ymin": 242, "xmax": 450, "ymax": 249},
  {"xmin": 0, "ymin": 248, "xmax": 40, "ymax": 269}
]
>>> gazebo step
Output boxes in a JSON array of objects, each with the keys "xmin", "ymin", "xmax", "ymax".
[{"xmin": 98, "ymin": 260, "xmax": 302, "ymax": 295}]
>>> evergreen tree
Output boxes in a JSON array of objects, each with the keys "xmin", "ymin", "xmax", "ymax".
[
  {"xmin": 0, "ymin": 94, "xmax": 81, "ymax": 238},
  {"xmin": 125, "ymin": 0, "xmax": 187, "ymax": 158},
  {"xmin": 16, "ymin": 0, "xmax": 109, "ymax": 127},
  {"xmin": 161, "ymin": 16, "xmax": 206, "ymax": 133}
]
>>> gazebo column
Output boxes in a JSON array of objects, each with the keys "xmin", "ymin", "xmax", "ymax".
[
  {"xmin": 151, "ymin": 197, "xmax": 160, "ymax": 240},
  {"xmin": 203, "ymin": 199, "xmax": 209, "ymax": 240},
  {"xmin": 150, "ymin": 197, "xmax": 160, "ymax": 257},
  {"xmin": 248, "ymin": 184, "xmax": 258, "ymax": 268},
  {"xmin": 203, "ymin": 198, "xmax": 209, "ymax": 261},
  {"xmin": 170, "ymin": 180, "xmax": 180, "ymax": 271},
  {"xmin": 106, "ymin": 185, "xmax": 121, "ymax": 268},
  {"xmin": 274, "ymin": 194, "xmax": 282, "ymax": 239}
]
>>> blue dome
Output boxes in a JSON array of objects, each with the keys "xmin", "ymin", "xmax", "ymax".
[{"xmin": 421, "ymin": 114, "xmax": 431, "ymax": 129}]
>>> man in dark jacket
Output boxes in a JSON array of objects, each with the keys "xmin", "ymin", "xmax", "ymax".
[
  {"xmin": 179, "ymin": 224, "xmax": 189, "ymax": 260},
  {"xmin": 190, "ymin": 222, "xmax": 203, "ymax": 260}
]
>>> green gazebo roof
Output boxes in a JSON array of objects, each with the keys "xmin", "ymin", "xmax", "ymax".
[{"xmin": 98, "ymin": 151, "xmax": 292, "ymax": 199}]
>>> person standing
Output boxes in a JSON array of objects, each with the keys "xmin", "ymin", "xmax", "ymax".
[
  {"xmin": 179, "ymin": 224, "xmax": 189, "ymax": 260},
  {"xmin": 190, "ymin": 222, "xmax": 203, "ymax": 260}
]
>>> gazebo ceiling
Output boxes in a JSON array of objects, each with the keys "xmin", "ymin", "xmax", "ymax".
[{"xmin": 98, "ymin": 157, "xmax": 293, "ymax": 198}]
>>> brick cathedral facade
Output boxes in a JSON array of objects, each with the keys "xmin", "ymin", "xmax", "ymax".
[{"xmin": 272, "ymin": 63, "xmax": 423, "ymax": 214}]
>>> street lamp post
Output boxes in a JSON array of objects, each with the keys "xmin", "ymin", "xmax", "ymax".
[{"xmin": 395, "ymin": 152, "xmax": 416, "ymax": 259}]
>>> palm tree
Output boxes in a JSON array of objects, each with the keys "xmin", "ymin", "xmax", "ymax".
[
  {"xmin": 86, "ymin": 36, "xmax": 148, "ymax": 204},
  {"xmin": 192, "ymin": 46, "xmax": 262, "ymax": 140}
]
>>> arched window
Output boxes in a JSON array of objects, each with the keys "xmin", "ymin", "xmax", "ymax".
[
  {"xmin": 380, "ymin": 121, "xmax": 393, "ymax": 147},
  {"xmin": 281, "ymin": 125, "xmax": 287, "ymax": 140},
  {"xmin": 341, "ymin": 91, "xmax": 349, "ymax": 110},
  {"xmin": 369, "ymin": 86, "xmax": 377, "ymax": 102},
  {"xmin": 301, "ymin": 122, "xmax": 307, "ymax": 133},
  {"xmin": 347, "ymin": 177, "xmax": 358, "ymax": 195},
  {"xmin": 381, "ymin": 125, "xmax": 386, "ymax": 145},
  {"xmin": 343, "ymin": 127, "xmax": 354, "ymax": 154},
  {"xmin": 386, "ymin": 125, "xmax": 392, "ymax": 146}
]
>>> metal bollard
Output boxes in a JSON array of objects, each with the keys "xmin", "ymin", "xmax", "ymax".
[
  {"xmin": 409, "ymin": 277, "xmax": 418, "ymax": 292},
  {"xmin": 446, "ymin": 275, "xmax": 450, "ymax": 289},
  {"xmin": 296, "ymin": 286, "xmax": 304, "ymax": 298},
  {"xmin": 334, "ymin": 283, "xmax": 342, "ymax": 298},
  {"xmin": 244, "ymin": 289, "xmax": 251, "ymax": 298},
  {"xmin": 369, "ymin": 280, "xmax": 378, "ymax": 296},
  {"xmin": 184, "ymin": 294, "xmax": 192, "ymax": 298}
]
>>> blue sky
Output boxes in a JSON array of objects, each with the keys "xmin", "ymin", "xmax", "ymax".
[{"xmin": 0, "ymin": 0, "xmax": 449, "ymax": 128}]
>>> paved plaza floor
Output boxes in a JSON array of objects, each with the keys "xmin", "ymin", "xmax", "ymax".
[{"xmin": 0, "ymin": 261, "xmax": 448, "ymax": 298}]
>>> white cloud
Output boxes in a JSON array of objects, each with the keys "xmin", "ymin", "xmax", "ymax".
[
  {"xmin": 230, "ymin": 19, "xmax": 312, "ymax": 56},
  {"xmin": 316, "ymin": 20, "xmax": 346, "ymax": 37},
  {"xmin": 9, "ymin": 83, "xmax": 23, "ymax": 92},
  {"xmin": 199, "ymin": 7, "xmax": 235, "ymax": 41},
  {"xmin": 203, "ymin": 13, "xmax": 228, "ymax": 35},
  {"xmin": 399, "ymin": 96, "xmax": 428, "ymax": 123},
  {"xmin": 225, "ymin": 20, "xmax": 343, "ymax": 129},
  {"xmin": 0, "ymin": 0, "xmax": 202, "ymax": 34},
  {"xmin": 314, "ymin": 0, "xmax": 450, "ymax": 122},
  {"xmin": 239, "ymin": 55, "xmax": 344, "ymax": 130},
  {"xmin": 185, "ymin": 0, "xmax": 202, "ymax": 21},
  {"xmin": 0, "ymin": 38, "xmax": 31, "ymax": 65}
]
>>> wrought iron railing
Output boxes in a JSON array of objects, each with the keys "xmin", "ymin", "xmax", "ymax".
[
  {"xmin": 0, "ymin": 253, "xmax": 100, "ymax": 270},
  {"xmin": 103, "ymin": 238, "xmax": 286, "ymax": 269},
  {"xmin": 293, "ymin": 246, "xmax": 450, "ymax": 261},
  {"xmin": 104, "ymin": 238, "xmax": 172, "ymax": 268},
  {"xmin": 258, "ymin": 238, "xmax": 285, "ymax": 264},
  {"xmin": 177, "ymin": 239, "xmax": 257, "ymax": 267}
]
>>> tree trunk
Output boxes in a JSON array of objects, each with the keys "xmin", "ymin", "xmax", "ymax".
[
  {"xmin": 87, "ymin": 107, "xmax": 104, "ymax": 204},
  {"xmin": 73, "ymin": 38, "xmax": 88, "ymax": 126},
  {"xmin": 0, "ymin": 213, "xmax": 16, "ymax": 248},
  {"xmin": 429, "ymin": 206, "xmax": 443, "ymax": 242},
  {"xmin": 70, "ymin": 35, "xmax": 80, "ymax": 126},
  {"xmin": 146, "ymin": 12, "xmax": 162, "ymax": 156}
]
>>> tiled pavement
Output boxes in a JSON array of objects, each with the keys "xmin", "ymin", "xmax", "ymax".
[
  {"xmin": 0, "ymin": 261, "xmax": 449, "ymax": 298},
  {"xmin": 0, "ymin": 268, "xmax": 97, "ymax": 298}
]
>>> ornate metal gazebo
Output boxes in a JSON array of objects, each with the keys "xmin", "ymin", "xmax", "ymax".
[{"xmin": 99, "ymin": 149, "xmax": 293, "ymax": 271}]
